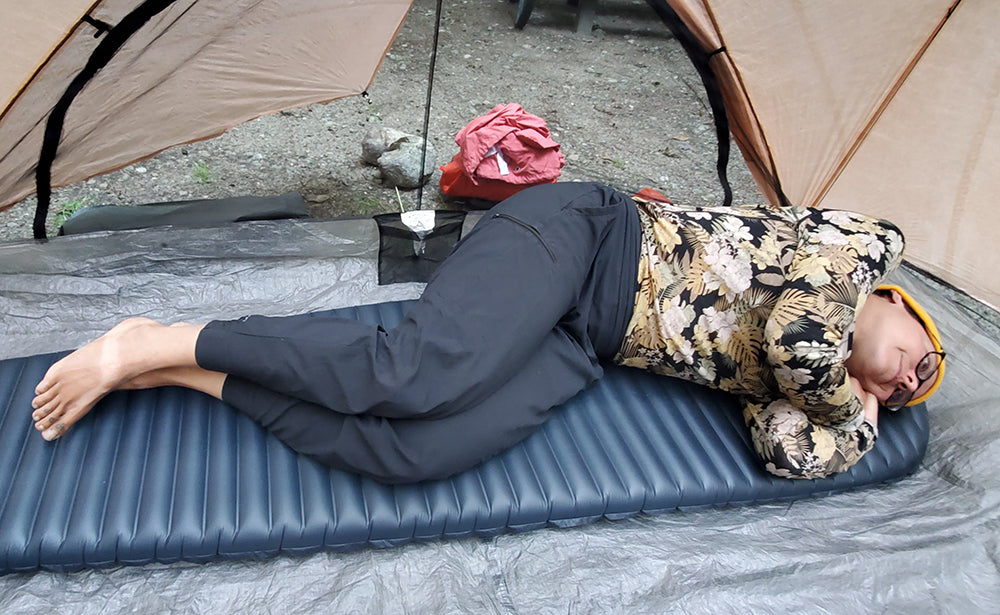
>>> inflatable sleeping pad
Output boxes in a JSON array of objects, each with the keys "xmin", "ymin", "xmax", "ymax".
[{"xmin": 0, "ymin": 301, "xmax": 929, "ymax": 574}]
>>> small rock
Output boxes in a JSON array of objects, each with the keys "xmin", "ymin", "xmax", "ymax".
[
  {"xmin": 361, "ymin": 126, "xmax": 410, "ymax": 164},
  {"xmin": 378, "ymin": 136, "xmax": 436, "ymax": 189}
]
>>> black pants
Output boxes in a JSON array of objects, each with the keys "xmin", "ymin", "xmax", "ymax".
[{"xmin": 195, "ymin": 182, "xmax": 641, "ymax": 482}]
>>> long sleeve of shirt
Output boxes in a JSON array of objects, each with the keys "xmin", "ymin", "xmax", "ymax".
[
  {"xmin": 752, "ymin": 209, "xmax": 903, "ymax": 478},
  {"xmin": 614, "ymin": 198, "xmax": 905, "ymax": 479}
]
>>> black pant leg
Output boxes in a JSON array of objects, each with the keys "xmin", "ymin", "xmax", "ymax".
[{"xmin": 222, "ymin": 325, "xmax": 602, "ymax": 483}]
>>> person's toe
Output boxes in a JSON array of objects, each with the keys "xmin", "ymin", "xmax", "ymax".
[
  {"xmin": 35, "ymin": 406, "xmax": 64, "ymax": 431},
  {"xmin": 41, "ymin": 404, "xmax": 91, "ymax": 440},
  {"xmin": 34, "ymin": 376, "xmax": 54, "ymax": 397},
  {"xmin": 41, "ymin": 421, "xmax": 69, "ymax": 441},
  {"xmin": 31, "ymin": 387, "xmax": 59, "ymax": 413}
]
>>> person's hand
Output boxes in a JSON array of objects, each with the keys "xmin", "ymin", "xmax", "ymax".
[{"xmin": 849, "ymin": 376, "xmax": 879, "ymax": 430}]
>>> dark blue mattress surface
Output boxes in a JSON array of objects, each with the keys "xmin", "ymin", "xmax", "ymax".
[{"xmin": 0, "ymin": 301, "xmax": 929, "ymax": 574}]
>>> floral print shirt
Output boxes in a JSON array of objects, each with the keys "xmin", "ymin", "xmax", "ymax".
[{"xmin": 614, "ymin": 195, "xmax": 905, "ymax": 479}]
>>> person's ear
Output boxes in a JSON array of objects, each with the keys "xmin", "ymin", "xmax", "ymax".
[{"xmin": 886, "ymin": 288, "xmax": 905, "ymax": 306}]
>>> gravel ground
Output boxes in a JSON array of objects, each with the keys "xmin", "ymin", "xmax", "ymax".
[{"xmin": 0, "ymin": 0, "xmax": 761, "ymax": 241}]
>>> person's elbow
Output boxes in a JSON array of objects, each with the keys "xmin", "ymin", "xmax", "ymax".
[
  {"xmin": 759, "ymin": 444, "xmax": 848, "ymax": 480},
  {"xmin": 745, "ymin": 398, "xmax": 868, "ymax": 480}
]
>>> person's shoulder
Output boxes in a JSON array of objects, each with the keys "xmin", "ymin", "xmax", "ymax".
[{"xmin": 797, "ymin": 207, "xmax": 903, "ymax": 238}]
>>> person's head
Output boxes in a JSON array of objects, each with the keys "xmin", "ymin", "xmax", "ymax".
[{"xmin": 845, "ymin": 285, "xmax": 945, "ymax": 410}]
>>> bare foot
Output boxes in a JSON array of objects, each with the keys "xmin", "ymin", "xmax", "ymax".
[{"xmin": 30, "ymin": 317, "xmax": 193, "ymax": 441}]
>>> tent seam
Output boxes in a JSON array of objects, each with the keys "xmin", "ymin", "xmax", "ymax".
[
  {"xmin": 0, "ymin": 0, "xmax": 107, "ymax": 127},
  {"xmin": 696, "ymin": 0, "xmax": 791, "ymax": 207},
  {"xmin": 812, "ymin": 0, "xmax": 964, "ymax": 208}
]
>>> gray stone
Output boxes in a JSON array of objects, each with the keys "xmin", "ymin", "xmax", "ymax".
[
  {"xmin": 377, "ymin": 136, "xmax": 436, "ymax": 189},
  {"xmin": 361, "ymin": 126, "xmax": 410, "ymax": 165}
]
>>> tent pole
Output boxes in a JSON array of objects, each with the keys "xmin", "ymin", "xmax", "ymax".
[{"xmin": 416, "ymin": 0, "xmax": 445, "ymax": 211}]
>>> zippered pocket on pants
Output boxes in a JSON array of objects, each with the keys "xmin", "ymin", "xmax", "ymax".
[{"xmin": 492, "ymin": 213, "xmax": 557, "ymax": 261}]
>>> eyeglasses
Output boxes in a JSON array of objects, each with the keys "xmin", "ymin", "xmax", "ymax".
[{"xmin": 884, "ymin": 350, "xmax": 946, "ymax": 411}]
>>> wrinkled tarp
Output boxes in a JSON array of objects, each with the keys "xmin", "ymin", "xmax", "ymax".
[{"xmin": 0, "ymin": 217, "xmax": 998, "ymax": 613}]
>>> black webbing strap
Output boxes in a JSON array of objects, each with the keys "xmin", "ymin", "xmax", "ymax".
[
  {"xmin": 33, "ymin": 0, "xmax": 179, "ymax": 239},
  {"xmin": 645, "ymin": 0, "xmax": 732, "ymax": 207}
]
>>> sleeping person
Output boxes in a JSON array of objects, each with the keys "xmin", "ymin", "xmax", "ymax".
[{"xmin": 29, "ymin": 182, "xmax": 945, "ymax": 483}]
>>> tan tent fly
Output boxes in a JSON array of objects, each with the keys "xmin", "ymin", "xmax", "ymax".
[
  {"xmin": 0, "ymin": 0, "xmax": 412, "ymax": 232},
  {"xmin": 1, "ymin": 0, "xmax": 997, "ymax": 309},
  {"xmin": 654, "ymin": 0, "xmax": 999, "ymax": 309}
]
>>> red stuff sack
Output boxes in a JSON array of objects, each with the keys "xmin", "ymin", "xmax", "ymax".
[{"xmin": 440, "ymin": 103, "xmax": 564, "ymax": 202}]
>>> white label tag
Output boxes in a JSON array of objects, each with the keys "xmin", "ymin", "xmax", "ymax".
[{"xmin": 486, "ymin": 145, "xmax": 510, "ymax": 176}]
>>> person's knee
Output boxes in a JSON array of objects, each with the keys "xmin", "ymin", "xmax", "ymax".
[
  {"xmin": 352, "ymin": 422, "xmax": 537, "ymax": 484},
  {"xmin": 326, "ymin": 445, "xmax": 464, "ymax": 484}
]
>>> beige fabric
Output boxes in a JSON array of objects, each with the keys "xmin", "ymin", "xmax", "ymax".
[
  {"xmin": 822, "ymin": 1, "xmax": 1000, "ymax": 310},
  {"xmin": 0, "ymin": 0, "xmax": 412, "ymax": 210},
  {"xmin": 668, "ymin": 0, "xmax": 998, "ymax": 309},
  {"xmin": 0, "ymin": 0, "xmax": 97, "ymax": 113}
]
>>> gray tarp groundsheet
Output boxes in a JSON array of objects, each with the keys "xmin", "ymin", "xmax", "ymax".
[{"xmin": 0, "ymin": 217, "xmax": 998, "ymax": 613}]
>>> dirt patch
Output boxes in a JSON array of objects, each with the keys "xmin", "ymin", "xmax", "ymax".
[{"xmin": 1, "ymin": 0, "xmax": 761, "ymax": 241}]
